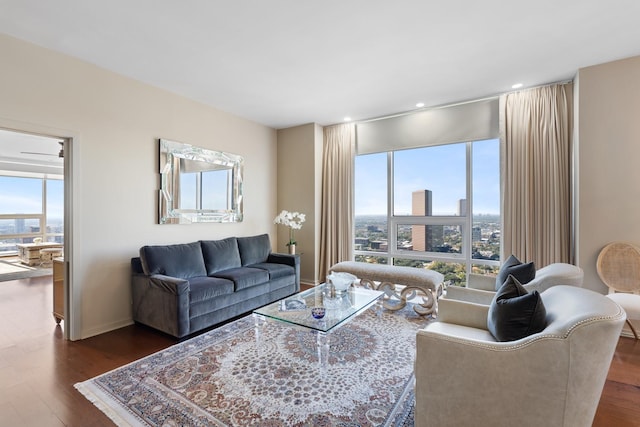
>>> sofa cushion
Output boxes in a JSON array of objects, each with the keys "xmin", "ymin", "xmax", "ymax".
[
  {"xmin": 250, "ymin": 262, "xmax": 295, "ymax": 280},
  {"xmin": 140, "ymin": 242, "xmax": 207, "ymax": 279},
  {"xmin": 495, "ymin": 254, "xmax": 536, "ymax": 291},
  {"xmin": 212, "ymin": 267, "xmax": 270, "ymax": 291},
  {"xmin": 188, "ymin": 276, "xmax": 235, "ymax": 303},
  {"xmin": 487, "ymin": 275, "xmax": 547, "ymax": 342},
  {"xmin": 237, "ymin": 234, "xmax": 272, "ymax": 266},
  {"xmin": 200, "ymin": 237, "xmax": 242, "ymax": 275}
]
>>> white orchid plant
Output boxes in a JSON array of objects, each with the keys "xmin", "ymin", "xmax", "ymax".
[{"xmin": 274, "ymin": 210, "xmax": 306, "ymax": 246}]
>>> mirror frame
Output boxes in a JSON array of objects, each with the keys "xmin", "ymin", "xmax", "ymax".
[{"xmin": 158, "ymin": 138, "xmax": 243, "ymax": 224}]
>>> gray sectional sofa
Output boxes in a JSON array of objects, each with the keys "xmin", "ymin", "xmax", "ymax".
[{"xmin": 131, "ymin": 233, "xmax": 299, "ymax": 338}]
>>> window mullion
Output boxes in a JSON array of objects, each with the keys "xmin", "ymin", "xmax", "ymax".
[
  {"xmin": 196, "ymin": 173, "xmax": 202, "ymax": 210},
  {"xmin": 387, "ymin": 151, "xmax": 394, "ymax": 265},
  {"xmin": 465, "ymin": 142, "xmax": 473, "ymax": 279},
  {"xmin": 42, "ymin": 179, "xmax": 47, "ymax": 242}
]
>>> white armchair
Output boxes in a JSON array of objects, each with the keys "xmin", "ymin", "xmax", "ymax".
[
  {"xmin": 415, "ymin": 285, "xmax": 626, "ymax": 427},
  {"xmin": 445, "ymin": 262, "xmax": 584, "ymax": 305}
]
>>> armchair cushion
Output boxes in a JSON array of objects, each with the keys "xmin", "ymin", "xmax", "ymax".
[
  {"xmin": 487, "ymin": 275, "xmax": 547, "ymax": 341},
  {"xmin": 495, "ymin": 254, "xmax": 535, "ymax": 290}
]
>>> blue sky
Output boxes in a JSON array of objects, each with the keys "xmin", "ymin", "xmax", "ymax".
[
  {"xmin": 355, "ymin": 138, "xmax": 500, "ymax": 216},
  {"xmin": 179, "ymin": 170, "xmax": 231, "ymax": 210},
  {"xmin": 0, "ymin": 176, "xmax": 64, "ymax": 220}
]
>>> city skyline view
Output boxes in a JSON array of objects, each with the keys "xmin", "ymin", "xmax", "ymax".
[{"xmin": 0, "ymin": 176, "xmax": 64, "ymax": 252}]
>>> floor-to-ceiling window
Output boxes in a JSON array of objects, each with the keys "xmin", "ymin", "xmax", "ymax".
[
  {"xmin": 0, "ymin": 175, "xmax": 64, "ymax": 255},
  {"xmin": 353, "ymin": 138, "xmax": 500, "ymax": 286}
]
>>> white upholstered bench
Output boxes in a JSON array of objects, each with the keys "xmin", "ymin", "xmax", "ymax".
[{"xmin": 329, "ymin": 261, "xmax": 444, "ymax": 316}]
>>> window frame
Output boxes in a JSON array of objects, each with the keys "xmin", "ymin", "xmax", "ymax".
[
  {"xmin": 0, "ymin": 176, "xmax": 63, "ymax": 254},
  {"xmin": 353, "ymin": 140, "xmax": 500, "ymax": 283}
]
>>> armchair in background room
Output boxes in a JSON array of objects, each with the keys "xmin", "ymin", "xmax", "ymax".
[
  {"xmin": 445, "ymin": 262, "xmax": 584, "ymax": 305},
  {"xmin": 415, "ymin": 285, "xmax": 625, "ymax": 427},
  {"xmin": 597, "ymin": 241, "xmax": 640, "ymax": 339}
]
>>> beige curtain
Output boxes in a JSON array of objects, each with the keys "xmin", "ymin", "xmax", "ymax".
[
  {"xmin": 319, "ymin": 123, "xmax": 355, "ymax": 281},
  {"xmin": 500, "ymin": 83, "xmax": 573, "ymax": 267}
]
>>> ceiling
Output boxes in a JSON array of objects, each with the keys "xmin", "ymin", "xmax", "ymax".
[
  {"xmin": 1, "ymin": 0, "xmax": 640, "ymax": 130},
  {"xmin": 0, "ymin": 129, "xmax": 63, "ymax": 175}
]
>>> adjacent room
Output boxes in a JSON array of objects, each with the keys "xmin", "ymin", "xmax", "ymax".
[
  {"xmin": 0, "ymin": 129, "xmax": 65, "ymax": 282},
  {"xmin": 1, "ymin": 1, "xmax": 639, "ymax": 426}
]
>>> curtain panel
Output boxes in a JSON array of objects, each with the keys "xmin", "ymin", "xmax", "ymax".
[
  {"xmin": 319, "ymin": 123, "xmax": 355, "ymax": 281},
  {"xmin": 500, "ymin": 82, "xmax": 573, "ymax": 267}
]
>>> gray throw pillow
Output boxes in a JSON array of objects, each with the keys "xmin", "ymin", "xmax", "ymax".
[
  {"xmin": 487, "ymin": 275, "xmax": 547, "ymax": 342},
  {"xmin": 495, "ymin": 254, "xmax": 535, "ymax": 291}
]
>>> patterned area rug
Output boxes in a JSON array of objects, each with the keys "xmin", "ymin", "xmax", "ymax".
[{"xmin": 76, "ymin": 305, "xmax": 428, "ymax": 426}]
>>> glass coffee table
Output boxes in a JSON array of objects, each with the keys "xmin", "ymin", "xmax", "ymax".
[{"xmin": 253, "ymin": 284, "xmax": 383, "ymax": 365}]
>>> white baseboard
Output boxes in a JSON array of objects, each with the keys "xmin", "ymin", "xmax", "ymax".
[{"xmin": 80, "ymin": 318, "xmax": 134, "ymax": 340}]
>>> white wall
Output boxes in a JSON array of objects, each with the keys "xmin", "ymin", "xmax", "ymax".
[
  {"xmin": 0, "ymin": 34, "xmax": 278, "ymax": 339},
  {"xmin": 576, "ymin": 55, "xmax": 640, "ymax": 290},
  {"xmin": 276, "ymin": 123, "xmax": 323, "ymax": 284},
  {"xmin": 575, "ymin": 55, "xmax": 640, "ymax": 336}
]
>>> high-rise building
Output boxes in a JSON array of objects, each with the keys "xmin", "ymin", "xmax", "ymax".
[
  {"xmin": 411, "ymin": 190, "xmax": 444, "ymax": 251},
  {"xmin": 458, "ymin": 199, "xmax": 467, "ymax": 216},
  {"xmin": 355, "ymin": 238, "xmax": 369, "ymax": 246},
  {"xmin": 472, "ymin": 226, "xmax": 482, "ymax": 242}
]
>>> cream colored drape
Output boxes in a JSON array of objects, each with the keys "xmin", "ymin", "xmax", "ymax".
[
  {"xmin": 500, "ymin": 83, "xmax": 573, "ymax": 267},
  {"xmin": 319, "ymin": 123, "xmax": 355, "ymax": 281}
]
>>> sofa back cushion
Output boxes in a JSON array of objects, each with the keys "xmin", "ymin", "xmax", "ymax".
[
  {"xmin": 200, "ymin": 237, "xmax": 242, "ymax": 275},
  {"xmin": 140, "ymin": 241, "xmax": 207, "ymax": 279},
  {"xmin": 237, "ymin": 234, "xmax": 272, "ymax": 266}
]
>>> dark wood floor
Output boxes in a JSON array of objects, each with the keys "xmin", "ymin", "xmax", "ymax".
[{"xmin": 0, "ymin": 275, "xmax": 638, "ymax": 426}]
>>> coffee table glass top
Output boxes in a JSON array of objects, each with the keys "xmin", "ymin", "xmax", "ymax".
[{"xmin": 253, "ymin": 284, "xmax": 383, "ymax": 332}]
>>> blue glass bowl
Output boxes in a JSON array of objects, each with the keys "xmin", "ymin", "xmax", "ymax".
[{"xmin": 311, "ymin": 307, "xmax": 326, "ymax": 319}]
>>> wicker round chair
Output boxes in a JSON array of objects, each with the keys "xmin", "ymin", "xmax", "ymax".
[{"xmin": 596, "ymin": 241, "xmax": 640, "ymax": 339}]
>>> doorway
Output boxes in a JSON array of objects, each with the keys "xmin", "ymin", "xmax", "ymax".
[{"xmin": 0, "ymin": 127, "xmax": 72, "ymax": 339}]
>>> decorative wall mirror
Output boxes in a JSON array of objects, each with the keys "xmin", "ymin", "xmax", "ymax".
[{"xmin": 159, "ymin": 139, "xmax": 243, "ymax": 224}]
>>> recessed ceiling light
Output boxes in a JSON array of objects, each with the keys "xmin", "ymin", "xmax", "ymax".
[
  {"xmin": 512, "ymin": 83, "xmax": 523, "ymax": 89},
  {"xmin": 344, "ymin": 116, "xmax": 352, "ymax": 122},
  {"xmin": 416, "ymin": 102, "xmax": 425, "ymax": 108}
]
